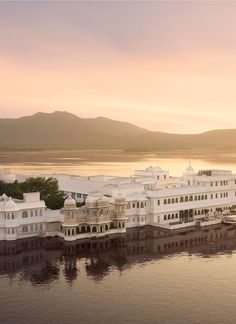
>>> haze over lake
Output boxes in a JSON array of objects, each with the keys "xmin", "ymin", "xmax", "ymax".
[{"xmin": 1, "ymin": 150, "xmax": 236, "ymax": 177}]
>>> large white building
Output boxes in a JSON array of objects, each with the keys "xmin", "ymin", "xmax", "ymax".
[{"xmin": 1, "ymin": 164, "xmax": 236, "ymax": 241}]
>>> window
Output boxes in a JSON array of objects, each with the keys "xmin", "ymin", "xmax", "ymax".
[
  {"xmin": 30, "ymin": 210, "xmax": 33, "ymax": 217},
  {"xmin": 164, "ymin": 199, "xmax": 167, "ymax": 205},
  {"xmin": 164, "ymin": 215, "xmax": 167, "ymax": 220},
  {"xmin": 22, "ymin": 211, "xmax": 28, "ymax": 218},
  {"xmin": 39, "ymin": 209, "xmax": 43, "ymax": 216},
  {"xmin": 22, "ymin": 225, "xmax": 28, "ymax": 233}
]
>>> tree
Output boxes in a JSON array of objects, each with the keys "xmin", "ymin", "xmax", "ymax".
[{"xmin": 0, "ymin": 177, "xmax": 64, "ymax": 210}]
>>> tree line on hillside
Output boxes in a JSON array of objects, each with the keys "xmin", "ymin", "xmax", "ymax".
[{"xmin": 0, "ymin": 177, "xmax": 64, "ymax": 210}]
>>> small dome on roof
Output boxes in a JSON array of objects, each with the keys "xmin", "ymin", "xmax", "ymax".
[
  {"xmin": 4, "ymin": 197, "xmax": 17, "ymax": 211},
  {"xmin": 186, "ymin": 162, "xmax": 194, "ymax": 173},
  {"xmin": 64, "ymin": 194, "xmax": 76, "ymax": 208},
  {"xmin": 97, "ymin": 195, "xmax": 109, "ymax": 205},
  {"xmin": 0, "ymin": 193, "xmax": 8, "ymax": 201}
]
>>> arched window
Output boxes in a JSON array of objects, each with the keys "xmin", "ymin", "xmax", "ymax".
[
  {"xmin": 185, "ymin": 196, "xmax": 188, "ymax": 202},
  {"xmin": 30, "ymin": 210, "xmax": 33, "ymax": 217},
  {"xmin": 168, "ymin": 199, "xmax": 171, "ymax": 204},
  {"xmin": 22, "ymin": 211, "xmax": 28, "ymax": 218},
  {"xmin": 35, "ymin": 210, "xmax": 38, "ymax": 217},
  {"xmin": 172, "ymin": 198, "xmax": 175, "ymax": 204},
  {"xmin": 133, "ymin": 203, "xmax": 135, "ymax": 208},
  {"xmin": 201, "ymin": 195, "xmax": 204, "ymax": 200},
  {"xmin": 189, "ymin": 196, "xmax": 193, "ymax": 201},
  {"xmin": 39, "ymin": 209, "xmax": 43, "ymax": 216},
  {"xmin": 175, "ymin": 198, "xmax": 178, "ymax": 203},
  {"xmin": 22, "ymin": 225, "xmax": 28, "ymax": 233},
  {"xmin": 92, "ymin": 226, "xmax": 97, "ymax": 233},
  {"xmin": 110, "ymin": 222, "xmax": 115, "ymax": 229},
  {"xmin": 164, "ymin": 199, "xmax": 167, "ymax": 205},
  {"xmin": 198, "ymin": 195, "xmax": 201, "ymax": 200},
  {"xmin": 105, "ymin": 225, "xmax": 109, "ymax": 231},
  {"xmin": 68, "ymin": 229, "xmax": 71, "ymax": 236},
  {"xmin": 164, "ymin": 215, "xmax": 167, "ymax": 220},
  {"xmin": 168, "ymin": 214, "xmax": 170, "ymax": 219},
  {"xmin": 175, "ymin": 213, "xmax": 178, "ymax": 218},
  {"xmin": 141, "ymin": 202, "xmax": 144, "ymax": 208},
  {"xmin": 141, "ymin": 217, "xmax": 144, "ymax": 222},
  {"xmin": 180, "ymin": 197, "xmax": 184, "ymax": 203},
  {"xmin": 122, "ymin": 222, "xmax": 125, "ymax": 228},
  {"xmin": 205, "ymin": 195, "xmax": 207, "ymax": 200},
  {"xmin": 81, "ymin": 226, "xmax": 86, "ymax": 232}
]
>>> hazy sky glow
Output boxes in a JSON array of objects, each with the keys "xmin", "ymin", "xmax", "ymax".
[{"xmin": 1, "ymin": 1, "xmax": 236, "ymax": 133}]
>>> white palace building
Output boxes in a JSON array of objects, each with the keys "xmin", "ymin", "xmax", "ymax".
[{"xmin": 1, "ymin": 163, "xmax": 236, "ymax": 241}]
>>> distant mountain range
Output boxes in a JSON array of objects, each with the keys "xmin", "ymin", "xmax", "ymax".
[{"xmin": 0, "ymin": 111, "xmax": 235, "ymax": 152}]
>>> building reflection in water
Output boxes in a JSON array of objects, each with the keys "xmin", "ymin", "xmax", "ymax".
[{"xmin": 1, "ymin": 224, "xmax": 236, "ymax": 285}]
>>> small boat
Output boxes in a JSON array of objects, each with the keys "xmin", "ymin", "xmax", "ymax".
[{"xmin": 221, "ymin": 215, "xmax": 236, "ymax": 224}]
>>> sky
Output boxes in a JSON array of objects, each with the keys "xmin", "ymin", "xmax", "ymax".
[{"xmin": 1, "ymin": 1, "xmax": 236, "ymax": 134}]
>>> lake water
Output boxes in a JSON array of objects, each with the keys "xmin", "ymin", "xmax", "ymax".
[
  {"xmin": 1, "ymin": 224, "xmax": 236, "ymax": 324},
  {"xmin": 1, "ymin": 150, "xmax": 236, "ymax": 176}
]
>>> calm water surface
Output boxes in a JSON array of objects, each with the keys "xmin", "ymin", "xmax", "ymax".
[
  {"xmin": 1, "ymin": 150, "xmax": 236, "ymax": 176},
  {"xmin": 1, "ymin": 225, "xmax": 236, "ymax": 324}
]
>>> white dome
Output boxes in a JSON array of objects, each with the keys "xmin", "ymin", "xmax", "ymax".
[
  {"xmin": 64, "ymin": 195, "xmax": 76, "ymax": 208},
  {"xmin": 0, "ymin": 193, "xmax": 8, "ymax": 202},
  {"xmin": 4, "ymin": 197, "xmax": 17, "ymax": 211},
  {"xmin": 186, "ymin": 162, "xmax": 194, "ymax": 173}
]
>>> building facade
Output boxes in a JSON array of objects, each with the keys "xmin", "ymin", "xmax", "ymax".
[{"xmin": 1, "ymin": 164, "xmax": 236, "ymax": 241}]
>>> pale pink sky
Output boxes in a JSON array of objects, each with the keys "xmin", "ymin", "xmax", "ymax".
[{"xmin": 1, "ymin": 1, "xmax": 236, "ymax": 133}]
